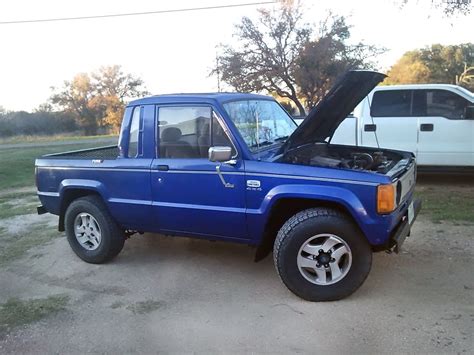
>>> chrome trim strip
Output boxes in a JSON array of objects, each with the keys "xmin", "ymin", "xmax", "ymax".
[
  {"xmin": 164, "ymin": 169, "xmax": 377, "ymax": 186},
  {"xmin": 155, "ymin": 170, "xmax": 245, "ymax": 176},
  {"xmin": 36, "ymin": 166, "xmax": 150, "ymax": 173},
  {"xmin": 109, "ymin": 197, "xmax": 150, "ymax": 205},
  {"xmin": 37, "ymin": 191, "xmax": 60, "ymax": 197},
  {"xmin": 152, "ymin": 201, "xmax": 246, "ymax": 213},
  {"xmin": 248, "ymin": 172, "xmax": 378, "ymax": 186},
  {"xmin": 37, "ymin": 167, "xmax": 377, "ymax": 186}
]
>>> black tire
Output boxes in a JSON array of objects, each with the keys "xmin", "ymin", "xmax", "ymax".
[
  {"xmin": 273, "ymin": 208, "xmax": 372, "ymax": 301},
  {"xmin": 65, "ymin": 195, "xmax": 125, "ymax": 264}
]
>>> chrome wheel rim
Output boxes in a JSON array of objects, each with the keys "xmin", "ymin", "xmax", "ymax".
[
  {"xmin": 297, "ymin": 234, "xmax": 352, "ymax": 285},
  {"xmin": 74, "ymin": 213, "xmax": 102, "ymax": 251}
]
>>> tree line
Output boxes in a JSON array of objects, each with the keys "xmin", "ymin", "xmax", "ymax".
[
  {"xmin": 213, "ymin": 1, "xmax": 474, "ymax": 115},
  {"xmin": 1, "ymin": 1, "xmax": 472, "ymax": 138},
  {"xmin": 0, "ymin": 65, "xmax": 147, "ymax": 138}
]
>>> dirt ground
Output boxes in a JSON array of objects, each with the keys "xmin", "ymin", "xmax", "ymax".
[{"xmin": 0, "ymin": 182, "xmax": 473, "ymax": 353}]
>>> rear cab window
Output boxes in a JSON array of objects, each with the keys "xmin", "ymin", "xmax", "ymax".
[{"xmin": 128, "ymin": 106, "xmax": 141, "ymax": 157}]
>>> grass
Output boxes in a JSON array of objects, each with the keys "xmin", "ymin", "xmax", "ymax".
[
  {"xmin": 0, "ymin": 192, "xmax": 38, "ymax": 219},
  {"xmin": 0, "ymin": 295, "xmax": 69, "ymax": 336},
  {"xmin": 127, "ymin": 300, "xmax": 163, "ymax": 315},
  {"xmin": 0, "ymin": 134, "xmax": 117, "ymax": 145},
  {"xmin": 0, "ymin": 141, "xmax": 108, "ymax": 190},
  {"xmin": 416, "ymin": 184, "xmax": 474, "ymax": 224},
  {"xmin": 0, "ymin": 222, "xmax": 60, "ymax": 266}
]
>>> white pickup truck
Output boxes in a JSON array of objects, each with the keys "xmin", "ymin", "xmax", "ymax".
[{"xmin": 297, "ymin": 84, "xmax": 474, "ymax": 169}]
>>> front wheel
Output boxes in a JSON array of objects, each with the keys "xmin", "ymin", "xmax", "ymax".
[
  {"xmin": 273, "ymin": 208, "xmax": 372, "ymax": 301},
  {"xmin": 65, "ymin": 195, "xmax": 125, "ymax": 264}
]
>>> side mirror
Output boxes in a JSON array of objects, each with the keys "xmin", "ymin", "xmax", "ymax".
[
  {"xmin": 208, "ymin": 146, "xmax": 232, "ymax": 162},
  {"xmin": 465, "ymin": 105, "xmax": 474, "ymax": 120}
]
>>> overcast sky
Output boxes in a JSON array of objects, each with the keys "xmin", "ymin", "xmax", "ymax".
[{"xmin": 1, "ymin": 0, "xmax": 473, "ymax": 111}]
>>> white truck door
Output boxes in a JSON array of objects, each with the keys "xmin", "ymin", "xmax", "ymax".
[
  {"xmin": 330, "ymin": 115, "xmax": 357, "ymax": 146},
  {"xmin": 414, "ymin": 89, "xmax": 473, "ymax": 167},
  {"xmin": 361, "ymin": 89, "xmax": 418, "ymax": 155}
]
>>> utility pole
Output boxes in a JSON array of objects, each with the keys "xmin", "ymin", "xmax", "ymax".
[{"xmin": 215, "ymin": 51, "xmax": 221, "ymax": 92}]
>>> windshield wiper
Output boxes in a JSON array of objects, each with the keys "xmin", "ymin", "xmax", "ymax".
[
  {"xmin": 274, "ymin": 135, "xmax": 289, "ymax": 142},
  {"xmin": 250, "ymin": 140, "xmax": 274, "ymax": 148}
]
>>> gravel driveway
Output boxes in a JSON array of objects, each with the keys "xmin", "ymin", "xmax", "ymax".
[{"xmin": 0, "ymin": 209, "xmax": 472, "ymax": 353}]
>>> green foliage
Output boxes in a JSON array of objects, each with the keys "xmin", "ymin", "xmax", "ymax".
[
  {"xmin": 399, "ymin": 0, "xmax": 472, "ymax": 16},
  {"xmin": 0, "ymin": 110, "xmax": 77, "ymax": 138},
  {"xmin": 0, "ymin": 295, "xmax": 69, "ymax": 336},
  {"xmin": 386, "ymin": 43, "xmax": 474, "ymax": 91}
]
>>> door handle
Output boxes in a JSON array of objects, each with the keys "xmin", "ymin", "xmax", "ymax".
[
  {"xmin": 420, "ymin": 123, "xmax": 434, "ymax": 132},
  {"xmin": 156, "ymin": 164, "xmax": 169, "ymax": 171},
  {"xmin": 364, "ymin": 124, "xmax": 376, "ymax": 132}
]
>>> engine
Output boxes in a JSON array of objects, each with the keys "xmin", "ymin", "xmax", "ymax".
[
  {"xmin": 310, "ymin": 151, "xmax": 394, "ymax": 173},
  {"xmin": 280, "ymin": 144, "xmax": 401, "ymax": 174}
]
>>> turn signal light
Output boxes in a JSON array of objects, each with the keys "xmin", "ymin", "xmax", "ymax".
[{"xmin": 377, "ymin": 184, "xmax": 396, "ymax": 214}]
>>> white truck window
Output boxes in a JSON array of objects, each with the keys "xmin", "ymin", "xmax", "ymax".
[
  {"xmin": 413, "ymin": 89, "xmax": 469, "ymax": 119},
  {"xmin": 371, "ymin": 90, "xmax": 411, "ymax": 117}
]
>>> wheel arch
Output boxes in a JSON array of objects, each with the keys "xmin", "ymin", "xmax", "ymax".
[
  {"xmin": 58, "ymin": 180, "xmax": 108, "ymax": 231},
  {"xmin": 254, "ymin": 188, "xmax": 369, "ymax": 262}
]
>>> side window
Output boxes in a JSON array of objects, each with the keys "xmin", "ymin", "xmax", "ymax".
[
  {"xmin": 371, "ymin": 90, "xmax": 411, "ymax": 117},
  {"xmin": 158, "ymin": 106, "xmax": 211, "ymax": 158},
  {"xmin": 128, "ymin": 107, "xmax": 140, "ymax": 158},
  {"xmin": 424, "ymin": 90, "xmax": 469, "ymax": 119},
  {"xmin": 212, "ymin": 114, "xmax": 236, "ymax": 156}
]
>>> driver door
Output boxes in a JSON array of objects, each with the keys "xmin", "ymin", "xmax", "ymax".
[{"xmin": 151, "ymin": 105, "xmax": 248, "ymax": 240}]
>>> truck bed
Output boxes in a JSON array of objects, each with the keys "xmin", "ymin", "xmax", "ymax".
[{"xmin": 43, "ymin": 145, "xmax": 119, "ymax": 160}]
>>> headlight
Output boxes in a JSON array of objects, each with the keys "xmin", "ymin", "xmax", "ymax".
[{"xmin": 377, "ymin": 184, "xmax": 396, "ymax": 214}]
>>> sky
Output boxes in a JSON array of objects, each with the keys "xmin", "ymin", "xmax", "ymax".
[{"xmin": 0, "ymin": 0, "xmax": 473, "ymax": 111}]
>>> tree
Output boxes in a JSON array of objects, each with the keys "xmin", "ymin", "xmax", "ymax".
[
  {"xmin": 213, "ymin": 2, "xmax": 381, "ymax": 114},
  {"xmin": 51, "ymin": 73, "xmax": 102, "ymax": 135},
  {"xmin": 93, "ymin": 65, "xmax": 148, "ymax": 130},
  {"xmin": 294, "ymin": 15, "xmax": 382, "ymax": 109},
  {"xmin": 214, "ymin": 2, "xmax": 311, "ymax": 115},
  {"xmin": 458, "ymin": 65, "xmax": 474, "ymax": 90},
  {"xmin": 399, "ymin": 0, "xmax": 472, "ymax": 16},
  {"xmin": 385, "ymin": 43, "xmax": 474, "ymax": 91},
  {"xmin": 51, "ymin": 65, "xmax": 147, "ymax": 135}
]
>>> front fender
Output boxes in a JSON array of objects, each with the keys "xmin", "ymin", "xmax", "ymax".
[
  {"xmin": 262, "ymin": 184, "xmax": 371, "ymax": 221},
  {"xmin": 248, "ymin": 183, "xmax": 380, "ymax": 245}
]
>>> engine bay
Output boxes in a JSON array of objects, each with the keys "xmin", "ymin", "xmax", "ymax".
[{"xmin": 278, "ymin": 143, "xmax": 411, "ymax": 175}]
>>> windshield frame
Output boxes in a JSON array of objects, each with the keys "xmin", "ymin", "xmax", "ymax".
[{"xmin": 221, "ymin": 98, "xmax": 298, "ymax": 154}]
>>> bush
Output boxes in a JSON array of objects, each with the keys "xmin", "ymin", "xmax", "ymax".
[{"xmin": 0, "ymin": 110, "xmax": 78, "ymax": 138}]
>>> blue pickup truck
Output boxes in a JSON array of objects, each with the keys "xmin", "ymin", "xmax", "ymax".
[{"xmin": 36, "ymin": 71, "xmax": 421, "ymax": 301}]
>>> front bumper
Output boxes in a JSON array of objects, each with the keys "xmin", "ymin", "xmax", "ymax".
[{"xmin": 389, "ymin": 198, "xmax": 422, "ymax": 253}]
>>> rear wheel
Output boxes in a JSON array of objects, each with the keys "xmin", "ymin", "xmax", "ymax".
[
  {"xmin": 273, "ymin": 208, "xmax": 372, "ymax": 301},
  {"xmin": 65, "ymin": 195, "xmax": 125, "ymax": 264}
]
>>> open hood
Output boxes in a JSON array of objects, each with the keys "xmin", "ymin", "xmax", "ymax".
[{"xmin": 281, "ymin": 70, "xmax": 386, "ymax": 153}]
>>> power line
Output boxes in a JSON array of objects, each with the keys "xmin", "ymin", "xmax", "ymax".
[{"xmin": 0, "ymin": 1, "xmax": 277, "ymax": 25}]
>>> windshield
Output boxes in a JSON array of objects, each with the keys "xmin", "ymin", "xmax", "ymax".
[{"xmin": 223, "ymin": 100, "xmax": 297, "ymax": 152}]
